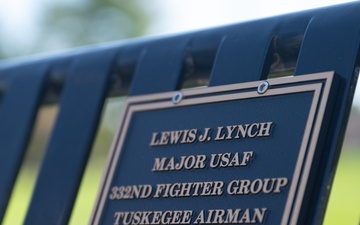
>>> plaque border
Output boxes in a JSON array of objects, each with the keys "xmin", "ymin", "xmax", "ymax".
[{"xmin": 90, "ymin": 71, "xmax": 335, "ymax": 225}]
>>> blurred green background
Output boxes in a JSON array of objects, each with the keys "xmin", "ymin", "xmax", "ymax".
[{"xmin": 0, "ymin": 0, "xmax": 359, "ymax": 224}]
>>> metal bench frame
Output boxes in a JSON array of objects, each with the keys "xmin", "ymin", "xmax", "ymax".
[{"xmin": 0, "ymin": 2, "xmax": 359, "ymax": 224}]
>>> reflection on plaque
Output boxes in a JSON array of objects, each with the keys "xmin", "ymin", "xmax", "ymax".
[{"xmin": 90, "ymin": 72, "xmax": 337, "ymax": 225}]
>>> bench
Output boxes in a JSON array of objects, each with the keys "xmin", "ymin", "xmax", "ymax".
[{"xmin": 0, "ymin": 2, "xmax": 359, "ymax": 224}]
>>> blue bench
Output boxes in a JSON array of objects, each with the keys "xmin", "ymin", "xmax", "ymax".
[{"xmin": 0, "ymin": 2, "xmax": 359, "ymax": 224}]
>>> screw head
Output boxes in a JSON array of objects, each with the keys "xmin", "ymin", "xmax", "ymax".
[
  {"xmin": 172, "ymin": 92, "xmax": 183, "ymax": 104},
  {"xmin": 257, "ymin": 81, "xmax": 269, "ymax": 94}
]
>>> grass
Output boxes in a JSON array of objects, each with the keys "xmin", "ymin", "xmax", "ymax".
[{"xmin": 323, "ymin": 151, "xmax": 360, "ymax": 225}]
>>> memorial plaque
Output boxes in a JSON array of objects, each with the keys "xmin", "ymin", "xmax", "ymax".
[{"xmin": 90, "ymin": 72, "xmax": 337, "ymax": 225}]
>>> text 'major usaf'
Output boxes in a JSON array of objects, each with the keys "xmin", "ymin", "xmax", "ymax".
[{"xmin": 90, "ymin": 72, "xmax": 337, "ymax": 225}]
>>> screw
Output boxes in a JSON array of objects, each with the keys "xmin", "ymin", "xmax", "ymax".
[
  {"xmin": 257, "ymin": 81, "xmax": 269, "ymax": 94},
  {"xmin": 172, "ymin": 92, "xmax": 183, "ymax": 104}
]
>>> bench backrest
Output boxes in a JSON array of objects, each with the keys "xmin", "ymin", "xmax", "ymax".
[{"xmin": 0, "ymin": 2, "xmax": 359, "ymax": 225}]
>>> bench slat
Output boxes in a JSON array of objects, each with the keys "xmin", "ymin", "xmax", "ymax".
[
  {"xmin": 24, "ymin": 49, "xmax": 117, "ymax": 225},
  {"xmin": 294, "ymin": 5, "xmax": 360, "ymax": 224},
  {"xmin": 0, "ymin": 64, "xmax": 48, "ymax": 222},
  {"xmin": 129, "ymin": 37, "xmax": 190, "ymax": 96},
  {"xmin": 208, "ymin": 21, "xmax": 275, "ymax": 86}
]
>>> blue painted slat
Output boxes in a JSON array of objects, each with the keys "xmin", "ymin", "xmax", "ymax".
[
  {"xmin": 294, "ymin": 3, "xmax": 360, "ymax": 224},
  {"xmin": 295, "ymin": 5, "xmax": 360, "ymax": 77},
  {"xmin": 129, "ymin": 37, "xmax": 189, "ymax": 96},
  {"xmin": 24, "ymin": 48, "xmax": 117, "ymax": 225},
  {"xmin": 208, "ymin": 20, "xmax": 276, "ymax": 86},
  {"xmin": 0, "ymin": 63, "xmax": 48, "ymax": 223}
]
